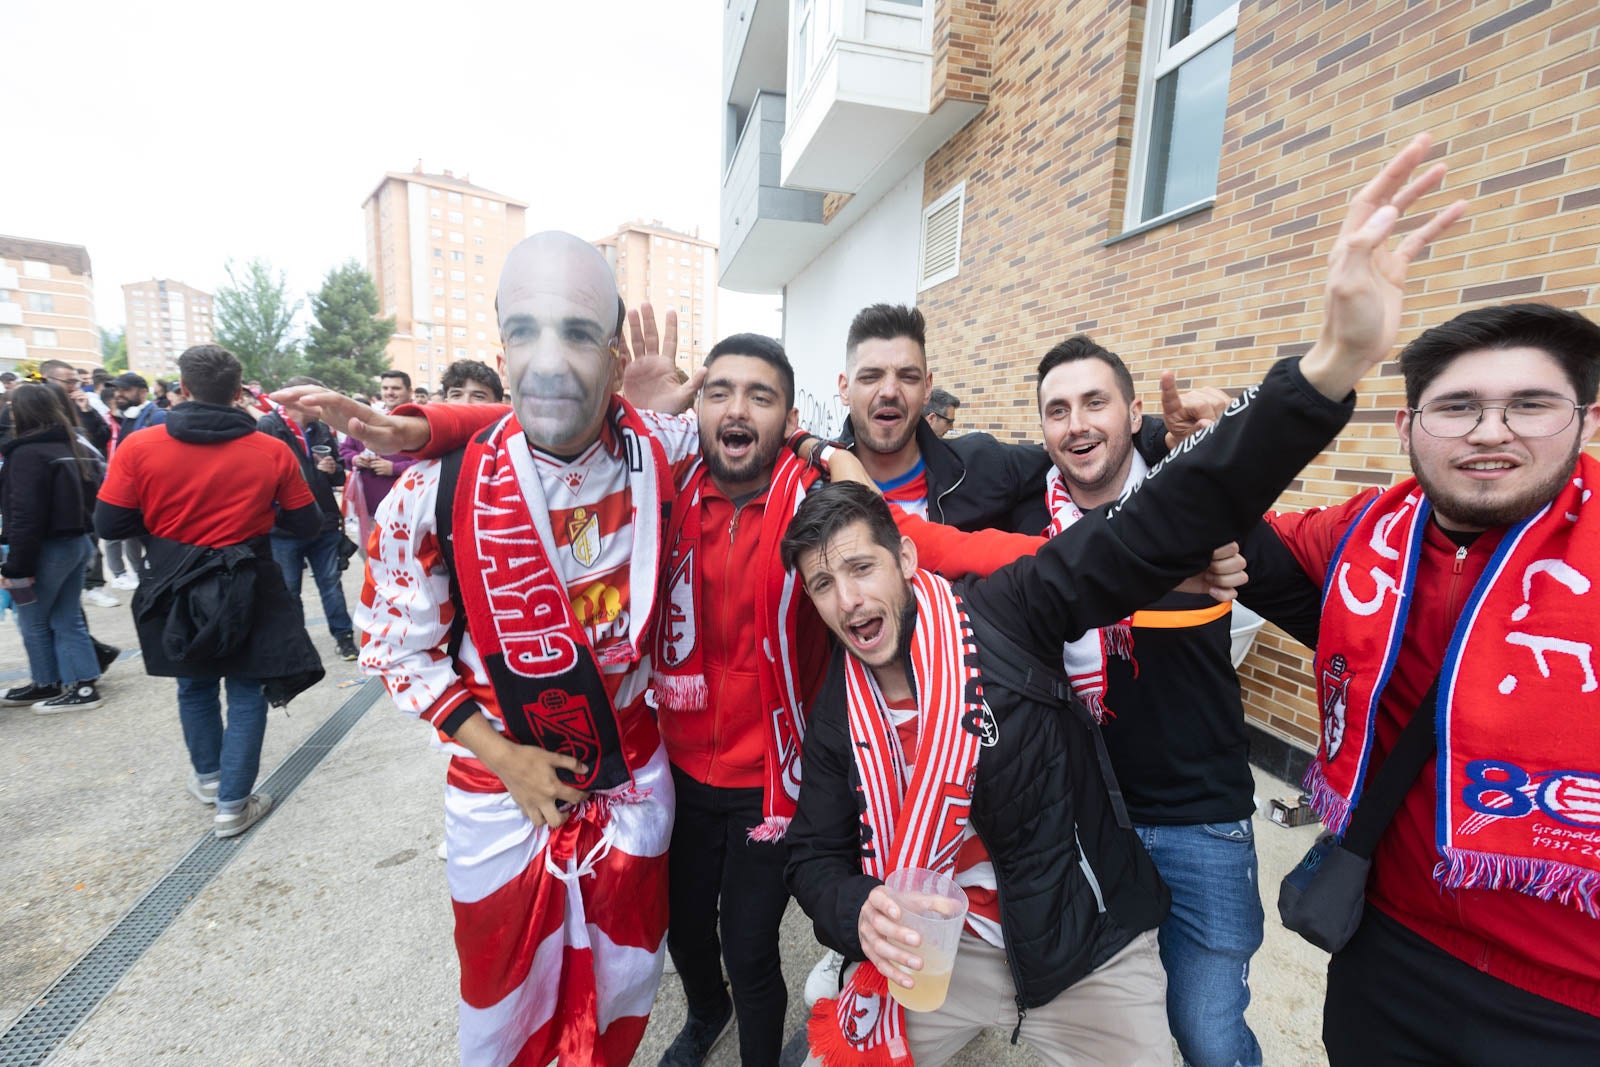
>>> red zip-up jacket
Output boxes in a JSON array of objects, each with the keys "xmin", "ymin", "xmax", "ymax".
[
  {"xmin": 656, "ymin": 481, "xmax": 831, "ymax": 788},
  {"xmin": 1268, "ymin": 488, "xmax": 1600, "ymax": 1017}
]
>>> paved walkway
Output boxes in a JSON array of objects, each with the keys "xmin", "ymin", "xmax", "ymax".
[{"xmin": 1, "ymin": 569, "xmax": 1332, "ymax": 1065}]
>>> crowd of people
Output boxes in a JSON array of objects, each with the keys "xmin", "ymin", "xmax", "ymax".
[{"xmin": 4, "ymin": 131, "xmax": 1598, "ymax": 1066}]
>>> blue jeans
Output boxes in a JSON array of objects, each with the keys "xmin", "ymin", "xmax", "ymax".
[
  {"xmin": 15, "ymin": 534, "xmax": 99, "ymax": 686},
  {"xmin": 1135, "ymin": 819, "xmax": 1264, "ymax": 1067},
  {"xmin": 175, "ymin": 676, "xmax": 268, "ymax": 811},
  {"xmin": 270, "ymin": 528, "xmax": 352, "ymax": 637}
]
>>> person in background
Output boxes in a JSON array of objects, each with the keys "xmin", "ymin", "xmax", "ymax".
[
  {"xmin": 102, "ymin": 373, "xmax": 169, "ymax": 590},
  {"xmin": 257, "ymin": 376, "xmax": 359, "ymax": 662},
  {"xmin": 412, "ymin": 386, "xmax": 431, "ymax": 406},
  {"xmin": 94, "ymin": 344, "xmax": 324, "ymax": 837},
  {"xmin": 439, "ymin": 359, "xmax": 504, "ymax": 405},
  {"xmin": 923, "ymin": 387, "xmax": 961, "ymax": 438},
  {"xmin": 339, "ymin": 370, "xmax": 418, "ymax": 541},
  {"xmin": 0, "ymin": 384, "xmax": 107, "ymax": 712}
]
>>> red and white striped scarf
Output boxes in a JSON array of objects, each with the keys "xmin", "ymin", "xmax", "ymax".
[
  {"xmin": 809, "ymin": 571, "xmax": 986, "ymax": 1067},
  {"xmin": 1042, "ymin": 453, "xmax": 1146, "ymax": 722},
  {"xmin": 652, "ymin": 449, "xmax": 818, "ymax": 840},
  {"xmin": 1309, "ymin": 454, "xmax": 1600, "ymax": 917}
]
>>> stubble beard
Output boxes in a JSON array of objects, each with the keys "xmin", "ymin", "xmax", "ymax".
[{"xmin": 1410, "ymin": 436, "xmax": 1580, "ymax": 530}]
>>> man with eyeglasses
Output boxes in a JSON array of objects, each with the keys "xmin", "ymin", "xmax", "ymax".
[
  {"xmin": 1237, "ymin": 301, "xmax": 1600, "ymax": 1060},
  {"xmin": 922, "ymin": 388, "xmax": 961, "ymax": 438}
]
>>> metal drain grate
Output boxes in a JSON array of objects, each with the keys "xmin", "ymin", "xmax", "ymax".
[{"xmin": 0, "ymin": 678, "xmax": 385, "ymax": 1066}]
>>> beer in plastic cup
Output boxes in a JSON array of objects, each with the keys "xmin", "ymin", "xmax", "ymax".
[{"xmin": 883, "ymin": 867, "xmax": 968, "ymax": 1013}]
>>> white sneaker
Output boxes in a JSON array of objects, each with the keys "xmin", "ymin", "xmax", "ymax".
[
  {"xmin": 187, "ymin": 773, "xmax": 219, "ymax": 806},
  {"xmin": 83, "ymin": 588, "xmax": 120, "ymax": 608},
  {"xmin": 804, "ymin": 950, "xmax": 845, "ymax": 1007},
  {"xmin": 214, "ymin": 793, "xmax": 274, "ymax": 838},
  {"xmin": 111, "ymin": 573, "xmax": 140, "ymax": 591},
  {"xmin": 436, "ymin": 840, "xmax": 448, "ymax": 861}
]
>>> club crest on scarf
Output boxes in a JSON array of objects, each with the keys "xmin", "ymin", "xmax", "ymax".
[
  {"xmin": 1320, "ymin": 653, "xmax": 1352, "ymax": 761},
  {"xmin": 660, "ymin": 547, "xmax": 697, "ymax": 669}
]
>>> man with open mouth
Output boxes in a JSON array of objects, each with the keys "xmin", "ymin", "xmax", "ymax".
[{"xmin": 781, "ymin": 135, "xmax": 1465, "ymax": 1067}]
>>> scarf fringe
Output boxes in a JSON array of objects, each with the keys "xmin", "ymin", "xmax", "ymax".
[
  {"xmin": 1302, "ymin": 762, "xmax": 1350, "ymax": 836},
  {"xmin": 807, "ymin": 986, "xmax": 904, "ymax": 1067},
  {"xmin": 1079, "ymin": 691, "xmax": 1112, "ymax": 725},
  {"xmin": 650, "ymin": 672, "xmax": 709, "ymax": 713},
  {"xmin": 1435, "ymin": 848, "xmax": 1600, "ymax": 919},
  {"xmin": 747, "ymin": 816, "xmax": 790, "ymax": 843}
]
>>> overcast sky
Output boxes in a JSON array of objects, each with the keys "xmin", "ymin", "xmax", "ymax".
[{"xmin": 4, "ymin": 0, "xmax": 782, "ymax": 339}]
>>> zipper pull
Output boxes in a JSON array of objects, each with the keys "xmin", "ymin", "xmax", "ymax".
[
  {"xmin": 1011, "ymin": 998, "xmax": 1027, "ymax": 1044},
  {"xmin": 1453, "ymin": 545, "xmax": 1467, "ymax": 574},
  {"xmin": 729, "ymin": 510, "xmax": 740, "ymax": 544}
]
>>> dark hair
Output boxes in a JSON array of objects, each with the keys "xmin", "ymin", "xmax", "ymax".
[
  {"xmin": 39, "ymin": 358, "xmax": 72, "ymax": 379},
  {"xmin": 780, "ymin": 482, "xmax": 904, "ymax": 573},
  {"xmin": 704, "ymin": 333, "xmax": 795, "ymax": 408},
  {"xmin": 1035, "ymin": 335, "xmax": 1136, "ymax": 403},
  {"xmin": 846, "ymin": 304, "xmax": 926, "ymax": 367},
  {"xmin": 10, "ymin": 383, "xmax": 97, "ymax": 486},
  {"xmin": 178, "ymin": 344, "xmax": 244, "ymax": 405},
  {"xmin": 282, "ymin": 375, "xmax": 324, "ymax": 389},
  {"xmin": 440, "ymin": 359, "xmax": 505, "ymax": 401},
  {"xmin": 379, "ymin": 369, "xmax": 412, "ymax": 389},
  {"xmin": 924, "ymin": 388, "xmax": 961, "ymax": 417},
  {"xmin": 1399, "ymin": 303, "xmax": 1600, "ymax": 407}
]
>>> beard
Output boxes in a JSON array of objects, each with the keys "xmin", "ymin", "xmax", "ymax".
[
  {"xmin": 700, "ymin": 421, "xmax": 784, "ymax": 488},
  {"xmin": 856, "ymin": 402, "xmax": 918, "ymax": 455},
  {"xmin": 1051, "ymin": 431, "xmax": 1135, "ymax": 500},
  {"xmin": 1410, "ymin": 436, "xmax": 1581, "ymax": 530}
]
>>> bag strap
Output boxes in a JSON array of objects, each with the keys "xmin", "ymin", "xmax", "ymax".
[
  {"xmin": 961, "ymin": 602, "xmax": 1134, "ymax": 830},
  {"xmin": 435, "ymin": 446, "xmax": 467, "ymax": 660},
  {"xmin": 1339, "ymin": 674, "xmax": 1440, "ymax": 858}
]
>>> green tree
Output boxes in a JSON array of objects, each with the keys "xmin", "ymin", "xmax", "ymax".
[
  {"xmin": 100, "ymin": 327, "xmax": 128, "ymax": 373},
  {"xmin": 215, "ymin": 258, "xmax": 304, "ymax": 386},
  {"xmin": 302, "ymin": 261, "xmax": 397, "ymax": 395}
]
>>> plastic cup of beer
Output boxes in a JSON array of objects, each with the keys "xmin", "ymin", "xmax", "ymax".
[{"xmin": 883, "ymin": 867, "xmax": 968, "ymax": 1013}]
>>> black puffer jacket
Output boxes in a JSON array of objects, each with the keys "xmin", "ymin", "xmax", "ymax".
[
  {"xmin": 0, "ymin": 427, "xmax": 103, "ymax": 579},
  {"xmin": 786, "ymin": 357, "xmax": 1354, "ymax": 1013},
  {"xmin": 257, "ymin": 413, "xmax": 344, "ymax": 534},
  {"xmin": 838, "ymin": 413, "xmax": 1169, "ymax": 534}
]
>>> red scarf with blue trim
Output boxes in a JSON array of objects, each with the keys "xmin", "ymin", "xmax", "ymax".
[{"xmin": 1309, "ymin": 453, "xmax": 1600, "ymax": 917}]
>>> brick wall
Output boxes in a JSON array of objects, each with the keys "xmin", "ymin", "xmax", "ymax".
[{"xmin": 917, "ymin": 0, "xmax": 1600, "ymax": 751}]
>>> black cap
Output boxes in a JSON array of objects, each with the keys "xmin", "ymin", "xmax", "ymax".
[{"xmin": 111, "ymin": 372, "xmax": 149, "ymax": 390}]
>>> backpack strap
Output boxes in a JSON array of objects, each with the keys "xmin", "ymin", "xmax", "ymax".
[
  {"xmin": 963, "ymin": 601, "xmax": 1134, "ymax": 829},
  {"xmin": 435, "ymin": 446, "xmax": 467, "ymax": 660}
]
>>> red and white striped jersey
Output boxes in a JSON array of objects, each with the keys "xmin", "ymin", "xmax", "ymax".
[{"xmin": 357, "ymin": 411, "xmax": 700, "ymax": 760}]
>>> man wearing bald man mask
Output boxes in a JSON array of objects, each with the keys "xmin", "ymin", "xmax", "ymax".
[{"xmin": 355, "ymin": 231, "xmax": 704, "ymax": 1065}]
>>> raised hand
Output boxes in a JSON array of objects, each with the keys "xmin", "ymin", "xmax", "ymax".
[
  {"xmin": 1159, "ymin": 371, "xmax": 1233, "ymax": 449},
  {"xmin": 271, "ymin": 385, "xmax": 432, "ymax": 454},
  {"xmin": 1301, "ymin": 132, "xmax": 1470, "ymax": 400},
  {"xmin": 619, "ymin": 302, "xmax": 706, "ymax": 414}
]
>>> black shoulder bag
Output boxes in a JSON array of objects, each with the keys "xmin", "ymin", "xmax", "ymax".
[{"xmin": 1277, "ymin": 675, "xmax": 1438, "ymax": 953}]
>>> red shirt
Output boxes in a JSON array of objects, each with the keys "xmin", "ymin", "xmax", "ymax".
[
  {"xmin": 1269, "ymin": 490, "xmax": 1600, "ymax": 1017},
  {"xmin": 99, "ymin": 425, "xmax": 313, "ymax": 546}
]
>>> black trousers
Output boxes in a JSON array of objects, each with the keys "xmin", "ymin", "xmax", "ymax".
[
  {"xmin": 666, "ymin": 765, "xmax": 792, "ymax": 1067},
  {"xmin": 1324, "ymin": 907, "xmax": 1600, "ymax": 1064}
]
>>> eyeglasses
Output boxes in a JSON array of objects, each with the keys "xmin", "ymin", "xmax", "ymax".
[
  {"xmin": 1410, "ymin": 397, "xmax": 1580, "ymax": 439},
  {"xmin": 45, "ymin": 376, "xmax": 77, "ymax": 388},
  {"xmin": 928, "ymin": 411, "xmax": 955, "ymax": 429}
]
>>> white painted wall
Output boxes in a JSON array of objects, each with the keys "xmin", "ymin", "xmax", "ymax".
[{"xmin": 782, "ymin": 161, "xmax": 923, "ymax": 437}]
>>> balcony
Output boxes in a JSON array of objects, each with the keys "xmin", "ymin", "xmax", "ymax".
[
  {"xmin": 725, "ymin": 0, "xmax": 788, "ymax": 128},
  {"xmin": 0, "ymin": 302, "xmax": 22, "ymax": 326},
  {"xmin": 0, "ymin": 266, "xmax": 17, "ymax": 290},
  {"xmin": 781, "ymin": 0, "xmax": 982, "ymax": 194},
  {"xmin": 721, "ymin": 92, "xmax": 828, "ymax": 293},
  {"xmin": 0, "ymin": 336, "xmax": 24, "ymax": 362}
]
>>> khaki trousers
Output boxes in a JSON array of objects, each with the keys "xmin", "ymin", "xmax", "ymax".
[{"xmin": 809, "ymin": 929, "xmax": 1172, "ymax": 1066}]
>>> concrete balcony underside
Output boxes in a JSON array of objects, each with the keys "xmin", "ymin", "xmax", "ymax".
[{"xmin": 721, "ymin": 93, "xmax": 828, "ymax": 294}]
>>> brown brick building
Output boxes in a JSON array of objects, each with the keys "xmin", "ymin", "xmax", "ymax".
[
  {"xmin": 363, "ymin": 167, "xmax": 527, "ymax": 392},
  {"xmin": 722, "ymin": 0, "xmax": 1600, "ymax": 766},
  {"xmin": 593, "ymin": 222, "xmax": 718, "ymax": 377},
  {"xmin": 0, "ymin": 236, "xmax": 99, "ymax": 372}
]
